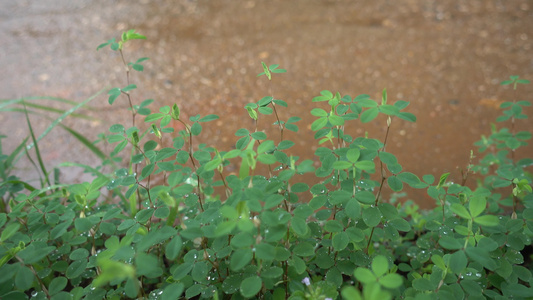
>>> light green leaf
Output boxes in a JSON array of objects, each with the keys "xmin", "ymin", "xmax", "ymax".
[
  {"xmin": 451, "ymin": 204, "xmax": 471, "ymax": 219},
  {"xmin": 311, "ymin": 117, "xmax": 328, "ymax": 131},
  {"xmin": 380, "ymin": 273, "xmax": 403, "ymax": 289},
  {"xmin": 341, "ymin": 286, "xmax": 362, "ymax": 300},
  {"xmin": 354, "ymin": 268, "xmax": 376, "ymax": 284},
  {"xmin": 311, "ymin": 108, "xmax": 328, "ymax": 117},
  {"xmin": 346, "ymin": 148, "xmax": 361, "ymax": 163},
  {"xmin": 474, "ymin": 215, "xmax": 499, "ymax": 227},
  {"xmin": 469, "ymin": 196, "xmax": 486, "ymax": 218},
  {"xmin": 371, "ymin": 255, "xmax": 389, "ymax": 277},
  {"xmin": 333, "ymin": 161, "xmax": 353, "ymax": 170},
  {"xmin": 355, "ymin": 160, "xmax": 375, "ymax": 172}
]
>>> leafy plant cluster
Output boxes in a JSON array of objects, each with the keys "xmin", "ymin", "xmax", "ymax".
[{"xmin": 0, "ymin": 30, "xmax": 532, "ymax": 300}]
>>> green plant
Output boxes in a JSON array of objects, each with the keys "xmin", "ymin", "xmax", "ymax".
[{"xmin": 0, "ymin": 30, "xmax": 531, "ymax": 300}]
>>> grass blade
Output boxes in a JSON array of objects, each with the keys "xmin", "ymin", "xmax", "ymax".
[
  {"xmin": 58, "ymin": 162, "xmax": 109, "ymax": 178},
  {"xmin": 16, "ymin": 88, "xmax": 106, "ymax": 163},
  {"xmin": 58, "ymin": 123, "xmax": 107, "ymax": 160},
  {"xmin": 22, "ymin": 101, "xmax": 51, "ymax": 187},
  {"xmin": 1, "ymin": 136, "xmax": 30, "ymax": 177}
]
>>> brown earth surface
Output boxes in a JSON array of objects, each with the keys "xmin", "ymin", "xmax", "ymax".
[{"xmin": 1, "ymin": 0, "xmax": 532, "ymax": 208}]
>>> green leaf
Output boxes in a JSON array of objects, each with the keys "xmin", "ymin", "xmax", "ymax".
[
  {"xmin": 230, "ymin": 248, "xmax": 253, "ymax": 271},
  {"xmin": 329, "ymin": 114, "xmax": 345, "ymax": 126},
  {"xmin": 48, "ymin": 276, "xmax": 68, "ymax": 295},
  {"xmin": 465, "ymin": 247, "xmax": 497, "ymax": 271},
  {"xmin": 354, "ymin": 268, "xmax": 376, "ymax": 284},
  {"xmin": 379, "ymin": 105, "xmax": 399, "ymax": 116},
  {"xmin": 431, "ymin": 255, "xmax": 446, "ymax": 271},
  {"xmin": 323, "ymin": 219, "xmax": 343, "ymax": 232},
  {"xmin": 293, "ymin": 242, "xmax": 315, "ymax": 257},
  {"xmin": 380, "ymin": 273, "xmax": 403, "ymax": 289},
  {"xmin": 165, "ymin": 236, "xmax": 183, "ymax": 260},
  {"xmin": 379, "ymin": 151, "xmax": 397, "ymax": 165},
  {"xmin": 389, "ymin": 218, "xmax": 411, "ymax": 232},
  {"xmin": 332, "ymin": 232, "xmax": 349, "ymax": 251},
  {"xmin": 255, "ymin": 243, "xmax": 276, "ymax": 261},
  {"xmin": 278, "ymin": 140, "xmax": 295, "ymax": 150},
  {"xmin": 371, "ymin": 255, "xmax": 389, "ymax": 277},
  {"xmin": 412, "ymin": 278, "xmax": 435, "ymax": 291},
  {"xmin": 136, "ymin": 226, "xmax": 176, "ymax": 252},
  {"xmin": 387, "ymin": 176, "xmax": 403, "ymax": 191},
  {"xmin": 468, "ymin": 196, "xmax": 486, "ymax": 218},
  {"xmin": 362, "ymin": 206, "xmax": 382, "ymax": 227},
  {"xmin": 341, "ymin": 286, "xmax": 362, "ymax": 300},
  {"xmin": 355, "ymin": 191, "xmax": 375, "ymax": 204},
  {"xmin": 216, "ymin": 221, "xmax": 236, "ymax": 236},
  {"xmin": 204, "ymin": 157, "xmax": 222, "ymax": 171},
  {"xmin": 439, "ymin": 236, "xmax": 463, "ymax": 250},
  {"xmin": 436, "ymin": 172, "xmax": 450, "ymax": 189},
  {"xmin": 311, "ymin": 108, "xmax": 328, "ymax": 117},
  {"xmin": 186, "ymin": 284, "xmax": 206, "ymax": 298},
  {"xmin": 199, "ymin": 114, "xmax": 219, "ymax": 122},
  {"xmin": 123, "ymin": 29, "xmax": 146, "ymax": 41},
  {"xmin": 346, "ymin": 148, "xmax": 361, "ymax": 163},
  {"xmin": 122, "ymin": 84, "xmax": 137, "ymax": 92},
  {"xmin": 240, "ymin": 275, "xmax": 262, "ymax": 298},
  {"xmin": 69, "ymin": 248, "xmax": 89, "ymax": 260},
  {"xmin": 66, "ymin": 260, "xmax": 87, "ymax": 279},
  {"xmin": 230, "ymin": 232, "xmax": 254, "ymax": 248},
  {"xmin": 449, "ymin": 250, "xmax": 467, "ymax": 273},
  {"xmin": 333, "ymin": 161, "xmax": 353, "ymax": 170},
  {"xmin": 191, "ymin": 261, "xmax": 208, "ymax": 282},
  {"xmin": 15, "ymin": 265, "xmax": 34, "ymax": 291},
  {"xmin": 311, "ymin": 117, "xmax": 328, "ymax": 131},
  {"xmin": 171, "ymin": 262, "xmax": 193, "ymax": 280},
  {"xmin": 474, "ymin": 215, "xmax": 499, "ymax": 226},
  {"xmin": 360, "ymin": 107, "xmax": 379, "ymax": 123},
  {"xmin": 259, "ymin": 61, "xmax": 271, "ymax": 80},
  {"xmin": 1, "ymin": 223, "xmax": 20, "ymax": 242},
  {"xmin": 190, "ymin": 122, "xmax": 202, "ymax": 136},
  {"xmin": 258, "ymin": 153, "xmax": 277, "ymax": 164},
  {"xmin": 451, "ymin": 204, "xmax": 471, "ymax": 219},
  {"xmin": 291, "ymin": 216, "xmax": 309, "ymax": 237},
  {"xmin": 261, "ymin": 266, "xmax": 284, "ymax": 279},
  {"xmin": 345, "ymin": 199, "xmax": 361, "ymax": 220},
  {"xmin": 397, "ymin": 172, "xmax": 423, "ymax": 187},
  {"xmin": 136, "ymin": 252, "xmax": 162, "ymax": 278},
  {"xmin": 162, "ymin": 283, "xmax": 184, "ymax": 300},
  {"xmin": 257, "ymin": 140, "xmax": 275, "ymax": 153},
  {"xmin": 355, "ymin": 160, "xmax": 375, "ymax": 172},
  {"xmin": 17, "ymin": 243, "xmax": 55, "ymax": 264},
  {"xmin": 397, "ymin": 112, "xmax": 416, "ymax": 122}
]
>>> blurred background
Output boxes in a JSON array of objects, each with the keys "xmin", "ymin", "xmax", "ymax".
[{"xmin": 1, "ymin": 0, "xmax": 532, "ymax": 208}]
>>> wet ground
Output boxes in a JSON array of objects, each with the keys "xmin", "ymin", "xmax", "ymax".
[{"xmin": 1, "ymin": 0, "xmax": 532, "ymax": 208}]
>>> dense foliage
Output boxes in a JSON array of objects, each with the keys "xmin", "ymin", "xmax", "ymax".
[{"xmin": 1, "ymin": 30, "xmax": 532, "ymax": 300}]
